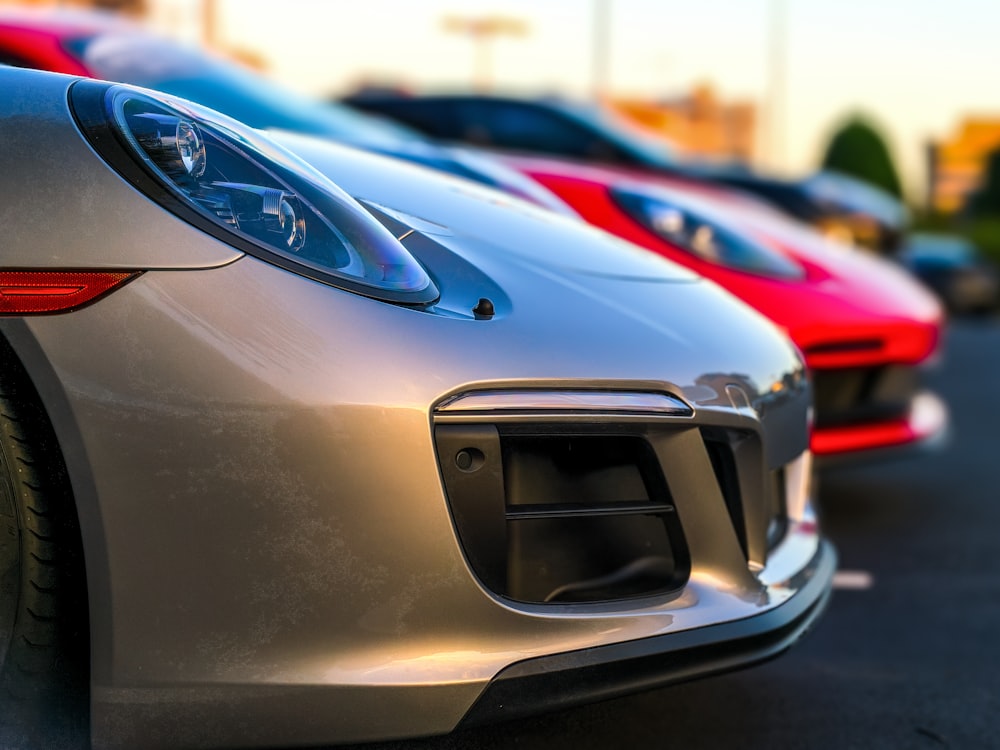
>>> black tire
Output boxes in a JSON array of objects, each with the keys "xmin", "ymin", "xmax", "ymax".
[{"xmin": 0, "ymin": 342, "xmax": 89, "ymax": 750}]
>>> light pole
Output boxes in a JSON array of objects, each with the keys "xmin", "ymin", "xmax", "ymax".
[
  {"xmin": 592, "ymin": 0, "xmax": 610, "ymax": 101},
  {"xmin": 767, "ymin": 0, "xmax": 787, "ymax": 170},
  {"xmin": 442, "ymin": 14, "xmax": 529, "ymax": 92}
]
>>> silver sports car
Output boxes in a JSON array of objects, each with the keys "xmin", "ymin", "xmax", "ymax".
[{"xmin": 0, "ymin": 67, "xmax": 835, "ymax": 750}]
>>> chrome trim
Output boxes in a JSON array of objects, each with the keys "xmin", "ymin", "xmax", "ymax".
[{"xmin": 434, "ymin": 390, "xmax": 694, "ymax": 416}]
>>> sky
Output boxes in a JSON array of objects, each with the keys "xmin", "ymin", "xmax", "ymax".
[{"xmin": 152, "ymin": 0, "xmax": 1000, "ymax": 202}]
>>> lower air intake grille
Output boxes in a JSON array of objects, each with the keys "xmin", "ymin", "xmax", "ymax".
[
  {"xmin": 702, "ymin": 435, "xmax": 747, "ymax": 558},
  {"xmin": 702, "ymin": 428, "xmax": 789, "ymax": 559},
  {"xmin": 435, "ymin": 425, "xmax": 689, "ymax": 604},
  {"xmin": 812, "ymin": 365, "xmax": 917, "ymax": 428}
]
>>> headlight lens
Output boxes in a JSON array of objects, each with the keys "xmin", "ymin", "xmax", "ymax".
[
  {"xmin": 816, "ymin": 218, "xmax": 856, "ymax": 247},
  {"xmin": 612, "ymin": 187, "xmax": 805, "ymax": 280},
  {"xmin": 70, "ymin": 81, "xmax": 437, "ymax": 304}
]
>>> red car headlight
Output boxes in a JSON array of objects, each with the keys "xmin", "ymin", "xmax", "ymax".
[{"xmin": 611, "ymin": 186, "xmax": 806, "ymax": 280}]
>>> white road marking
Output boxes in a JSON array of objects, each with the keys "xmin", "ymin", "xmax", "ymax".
[{"xmin": 832, "ymin": 570, "xmax": 874, "ymax": 590}]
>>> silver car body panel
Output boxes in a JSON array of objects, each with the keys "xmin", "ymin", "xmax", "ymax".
[
  {"xmin": 2, "ymin": 69, "xmax": 242, "ymax": 270},
  {"xmin": 0, "ymin": 69, "xmax": 831, "ymax": 749}
]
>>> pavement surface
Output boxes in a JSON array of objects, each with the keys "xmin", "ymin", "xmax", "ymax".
[{"xmin": 340, "ymin": 317, "xmax": 1000, "ymax": 750}]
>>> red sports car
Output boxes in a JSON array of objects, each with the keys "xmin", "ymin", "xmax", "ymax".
[
  {"xmin": 505, "ymin": 155, "xmax": 946, "ymax": 460},
  {"xmin": 0, "ymin": 7, "xmax": 114, "ymax": 73}
]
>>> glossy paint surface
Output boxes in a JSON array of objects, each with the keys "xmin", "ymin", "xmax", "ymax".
[{"xmin": 0, "ymin": 68, "xmax": 832, "ymax": 748}]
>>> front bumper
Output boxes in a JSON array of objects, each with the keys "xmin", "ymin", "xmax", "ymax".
[
  {"xmin": 461, "ymin": 538, "xmax": 836, "ymax": 727},
  {"xmin": 812, "ymin": 390, "xmax": 948, "ymax": 460},
  {"xmin": 91, "ymin": 540, "xmax": 836, "ymax": 750}
]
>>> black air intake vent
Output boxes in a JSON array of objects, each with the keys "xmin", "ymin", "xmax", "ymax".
[
  {"xmin": 702, "ymin": 435, "xmax": 747, "ymax": 559},
  {"xmin": 435, "ymin": 425, "xmax": 690, "ymax": 605},
  {"xmin": 701, "ymin": 428, "xmax": 789, "ymax": 563},
  {"xmin": 813, "ymin": 365, "xmax": 917, "ymax": 428},
  {"xmin": 766, "ymin": 467, "xmax": 789, "ymax": 550}
]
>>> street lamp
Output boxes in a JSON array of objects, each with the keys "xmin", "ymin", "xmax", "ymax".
[
  {"xmin": 592, "ymin": 0, "xmax": 610, "ymax": 100},
  {"xmin": 767, "ymin": 0, "xmax": 787, "ymax": 170},
  {"xmin": 442, "ymin": 13, "xmax": 528, "ymax": 91}
]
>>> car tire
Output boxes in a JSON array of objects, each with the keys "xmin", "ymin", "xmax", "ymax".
[{"xmin": 0, "ymin": 347, "xmax": 88, "ymax": 749}]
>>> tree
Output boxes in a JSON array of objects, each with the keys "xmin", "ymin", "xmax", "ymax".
[
  {"xmin": 965, "ymin": 148, "xmax": 1000, "ymax": 217},
  {"xmin": 820, "ymin": 115, "xmax": 903, "ymax": 199}
]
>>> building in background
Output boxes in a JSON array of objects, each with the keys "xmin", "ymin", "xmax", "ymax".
[
  {"xmin": 610, "ymin": 84, "xmax": 757, "ymax": 164},
  {"xmin": 927, "ymin": 118, "xmax": 1000, "ymax": 215}
]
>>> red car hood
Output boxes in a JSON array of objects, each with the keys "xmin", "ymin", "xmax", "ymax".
[{"xmin": 503, "ymin": 154, "xmax": 942, "ymax": 371}]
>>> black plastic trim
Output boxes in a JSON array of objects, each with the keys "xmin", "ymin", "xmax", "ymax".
[
  {"xmin": 505, "ymin": 500, "xmax": 674, "ymax": 521},
  {"xmin": 702, "ymin": 431, "xmax": 748, "ymax": 557},
  {"xmin": 803, "ymin": 338, "xmax": 884, "ymax": 356},
  {"xmin": 812, "ymin": 365, "xmax": 917, "ymax": 429},
  {"xmin": 435, "ymin": 424, "xmax": 692, "ymax": 604},
  {"xmin": 459, "ymin": 540, "xmax": 836, "ymax": 728}
]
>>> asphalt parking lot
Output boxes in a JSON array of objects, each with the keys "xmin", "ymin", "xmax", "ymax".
[{"xmin": 343, "ymin": 316, "xmax": 1000, "ymax": 750}]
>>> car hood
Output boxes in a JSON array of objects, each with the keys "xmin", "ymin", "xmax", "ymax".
[
  {"xmin": 0, "ymin": 68, "xmax": 808, "ymax": 470},
  {"xmin": 273, "ymin": 131, "xmax": 696, "ymax": 284},
  {"xmin": 377, "ymin": 140, "xmax": 578, "ymax": 216},
  {"xmin": 272, "ymin": 132, "xmax": 808, "ymax": 466},
  {"xmin": 509, "ymin": 154, "xmax": 939, "ymax": 326}
]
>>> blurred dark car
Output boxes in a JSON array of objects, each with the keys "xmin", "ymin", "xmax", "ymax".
[
  {"xmin": 897, "ymin": 233, "xmax": 1000, "ymax": 315},
  {"xmin": 345, "ymin": 92, "xmax": 910, "ymax": 252},
  {"xmin": 0, "ymin": 7, "xmax": 573, "ymax": 214},
  {"xmin": 719, "ymin": 168, "xmax": 910, "ymax": 251}
]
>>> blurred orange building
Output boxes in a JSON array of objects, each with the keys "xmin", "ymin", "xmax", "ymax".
[
  {"xmin": 610, "ymin": 84, "xmax": 756, "ymax": 163},
  {"xmin": 927, "ymin": 118, "xmax": 1000, "ymax": 214}
]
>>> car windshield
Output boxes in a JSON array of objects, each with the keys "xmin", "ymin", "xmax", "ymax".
[
  {"xmin": 553, "ymin": 99, "xmax": 684, "ymax": 169},
  {"xmin": 804, "ymin": 171, "xmax": 909, "ymax": 227},
  {"xmin": 67, "ymin": 32, "xmax": 423, "ymax": 150}
]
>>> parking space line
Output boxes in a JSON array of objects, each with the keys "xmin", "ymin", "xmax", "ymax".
[{"xmin": 832, "ymin": 570, "xmax": 874, "ymax": 590}]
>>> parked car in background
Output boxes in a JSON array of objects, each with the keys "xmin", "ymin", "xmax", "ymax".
[
  {"xmin": 0, "ymin": 67, "xmax": 834, "ymax": 750},
  {"xmin": 896, "ymin": 232, "xmax": 999, "ymax": 315},
  {"xmin": 501, "ymin": 154, "xmax": 947, "ymax": 460},
  {"xmin": 346, "ymin": 92, "xmax": 910, "ymax": 252},
  {"xmin": 0, "ymin": 7, "xmax": 574, "ymax": 215}
]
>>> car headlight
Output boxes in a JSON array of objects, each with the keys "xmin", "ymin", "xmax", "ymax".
[
  {"xmin": 70, "ymin": 81, "xmax": 438, "ymax": 304},
  {"xmin": 611, "ymin": 187, "xmax": 805, "ymax": 280},
  {"xmin": 815, "ymin": 218, "xmax": 856, "ymax": 247}
]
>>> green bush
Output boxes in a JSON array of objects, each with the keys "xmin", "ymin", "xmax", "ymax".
[
  {"xmin": 941, "ymin": 146, "xmax": 1000, "ymax": 262},
  {"xmin": 965, "ymin": 148, "xmax": 1000, "ymax": 219},
  {"xmin": 821, "ymin": 115, "xmax": 904, "ymax": 199},
  {"xmin": 964, "ymin": 219, "xmax": 1000, "ymax": 263}
]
